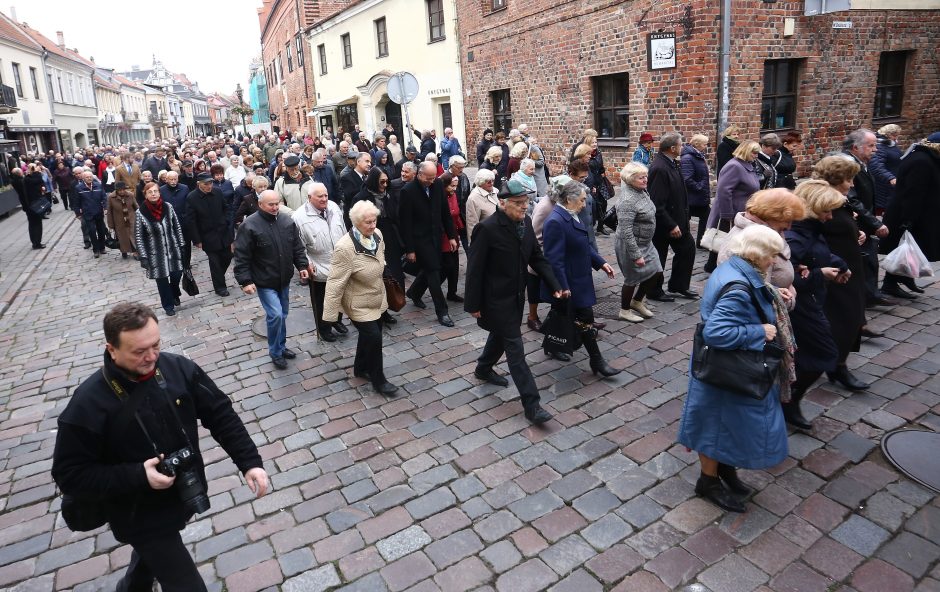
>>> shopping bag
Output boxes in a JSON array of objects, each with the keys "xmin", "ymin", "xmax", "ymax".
[
  {"xmin": 883, "ymin": 230, "xmax": 934, "ymax": 279},
  {"xmin": 181, "ymin": 267, "xmax": 200, "ymax": 296},
  {"xmin": 699, "ymin": 227, "xmax": 728, "ymax": 253},
  {"xmin": 540, "ymin": 301, "xmax": 581, "ymax": 356}
]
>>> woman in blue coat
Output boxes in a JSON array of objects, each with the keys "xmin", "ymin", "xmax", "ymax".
[
  {"xmin": 540, "ymin": 178, "xmax": 620, "ymax": 377},
  {"xmin": 678, "ymin": 224, "xmax": 789, "ymax": 513},
  {"xmin": 870, "ymin": 124, "xmax": 903, "ymax": 214}
]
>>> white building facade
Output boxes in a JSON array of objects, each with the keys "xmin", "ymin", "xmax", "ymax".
[
  {"xmin": 307, "ymin": 0, "xmax": 466, "ymax": 148},
  {"xmin": 0, "ymin": 14, "xmax": 56, "ymax": 153}
]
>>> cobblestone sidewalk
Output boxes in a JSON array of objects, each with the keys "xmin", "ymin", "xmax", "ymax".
[{"xmin": 0, "ymin": 208, "xmax": 938, "ymax": 592}]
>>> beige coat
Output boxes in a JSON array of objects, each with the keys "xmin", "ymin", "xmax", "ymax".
[
  {"xmin": 106, "ymin": 191, "xmax": 138, "ymax": 253},
  {"xmin": 465, "ymin": 186, "xmax": 499, "ymax": 243},
  {"xmin": 323, "ymin": 230, "xmax": 388, "ymax": 323}
]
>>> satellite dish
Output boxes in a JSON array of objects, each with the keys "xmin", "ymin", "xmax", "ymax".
[{"xmin": 387, "ymin": 72, "xmax": 419, "ymax": 105}]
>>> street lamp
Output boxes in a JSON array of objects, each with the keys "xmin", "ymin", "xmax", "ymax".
[{"xmin": 235, "ymin": 83, "xmax": 248, "ymax": 137}]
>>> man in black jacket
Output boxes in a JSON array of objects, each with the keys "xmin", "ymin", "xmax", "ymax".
[
  {"xmin": 141, "ymin": 146, "xmax": 168, "ymax": 179},
  {"xmin": 341, "ymin": 151, "xmax": 371, "ymax": 222},
  {"xmin": 186, "ymin": 172, "xmax": 233, "ymax": 296},
  {"xmin": 234, "ymin": 190, "xmax": 311, "ymax": 369},
  {"xmin": 465, "ymin": 180, "xmax": 565, "ymax": 425},
  {"xmin": 52, "ymin": 303, "xmax": 267, "ymax": 592},
  {"xmin": 843, "ymin": 129, "xmax": 895, "ymax": 305},
  {"xmin": 400, "ymin": 162, "xmax": 458, "ymax": 326},
  {"xmin": 647, "ymin": 132, "xmax": 698, "ymax": 301}
]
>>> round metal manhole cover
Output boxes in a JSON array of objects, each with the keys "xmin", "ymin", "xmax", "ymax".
[
  {"xmin": 593, "ymin": 297, "xmax": 623, "ymax": 319},
  {"xmin": 251, "ymin": 308, "xmax": 320, "ymax": 339},
  {"xmin": 881, "ymin": 428, "xmax": 940, "ymax": 494}
]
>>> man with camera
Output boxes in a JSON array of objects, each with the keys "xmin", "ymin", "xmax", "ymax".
[{"xmin": 52, "ymin": 302, "xmax": 268, "ymax": 592}]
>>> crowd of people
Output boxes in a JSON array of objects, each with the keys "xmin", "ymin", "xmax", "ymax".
[{"xmin": 12, "ymin": 120, "xmax": 940, "ymax": 514}]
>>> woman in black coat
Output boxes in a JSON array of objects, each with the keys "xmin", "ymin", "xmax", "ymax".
[
  {"xmin": 870, "ymin": 125, "xmax": 903, "ymax": 214},
  {"xmin": 776, "ymin": 132, "xmax": 801, "ymax": 191},
  {"xmin": 881, "ymin": 133, "xmax": 940, "ymax": 295},
  {"xmin": 475, "ymin": 129, "xmax": 493, "ymax": 168},
  {"xmin": 23, "ymin": 164, "xmax": 48, "ymax": 249},
  {"xmin": 716, "ymin": 126, "xmax": 740, "ymax": 178},
  {"xmin": 784, "ymin": 181, "xmax": 850, "ymax": 429},
  {"xmin": 814, "ymin": 156, "xmax": 869, "ymax": 391}
]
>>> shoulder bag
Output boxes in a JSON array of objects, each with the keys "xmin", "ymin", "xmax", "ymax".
[
  {"xmin": 690, "ymin": 281, "xmax": 784, "ymax": 400},
  {"xmin": 699, "ymin": 227, "xmax": 728, "ymax": 253},
  {"xmin": 383, "ymin": 275, "xmax": 406, "ymax": 312}
]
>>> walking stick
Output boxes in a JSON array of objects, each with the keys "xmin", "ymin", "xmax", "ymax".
[{"xmin": 306, "ymin": 276, "xmax": 322, "ymax": 342}]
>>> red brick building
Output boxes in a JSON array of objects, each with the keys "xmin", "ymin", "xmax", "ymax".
[
  {"xmin": 456, "ymin": 0, "xmax": 940, "ymax": 178},
  {"xmin": 258, "ymin": 0, "xmax": 349, "ymax": 135}
]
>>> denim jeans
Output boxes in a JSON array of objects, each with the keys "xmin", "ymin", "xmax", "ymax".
[{"xmin": 258, "ymin": 285, "xmax": 290, "ymax": 358}]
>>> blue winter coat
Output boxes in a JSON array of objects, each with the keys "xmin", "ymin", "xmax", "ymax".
[
  {"xmin": 678, "ymin": 256, "xmax": 789, "ymax": 470},
  {"xmin": 680, "ymin": 145, "xmax": 710, "ymax": 207},
  {"xmin": 870, "ymin": 135, "xmax": 901, "ymax": 210},
  {"xmin": 440, "ymin": 137, "xmax": 462, "ymax": 169},
  {"xmin": 73, "ymin": 180, "xmax": 108, "ymax": 220},
  {"xmin": 540, "ymin": 205, "xmax": 606, "ymax": 308}
]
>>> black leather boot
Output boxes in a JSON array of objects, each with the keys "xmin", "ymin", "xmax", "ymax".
[
  {"xmin": 582, "ymin": 329, "xmax": 620, "ymax": 377},
  {"xmin": 717, "ymin": 463, "xmax": 754, "ymax": 497},
  {"xmin": 827, "ymin": 366, "xmax": 869, "ymax": 391},
  {"xmin": 782, "ymin": 385, "xmax": 812, "ymax": 430},
  {"xmin": 695, "ymin": 474, "xmax": 746, "ymax": 513}
]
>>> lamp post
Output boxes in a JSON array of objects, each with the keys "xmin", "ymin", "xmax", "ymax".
[{"xmin": 235, "ymin": 83, "xmax": 248, "ymax": 137}]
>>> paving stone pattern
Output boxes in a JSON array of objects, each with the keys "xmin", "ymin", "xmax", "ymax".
[{"xmin": 0, "ymin": 207, "xmax": 939, "ymax": 591}]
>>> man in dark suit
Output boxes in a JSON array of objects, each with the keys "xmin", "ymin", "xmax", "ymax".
[
  {"xmin": 648, "ymin": 132, "xmax": 697, "ymax": 301},
  {"xmin": 141, "ymin": 146, "xmax": 169, "ymax": 179},
  {"xmin": 341, "ymin": 151, "xmax": 371, "ymax": 222},
  {"xmin": 186, "ymin": 173, "xmax": 233, "ymax": 296},
  {"xmin": 400, "ymin": 162, "xmax": 458, "ymax": 326},
  {"xmin": 465, "ymin": 180, "xmax": 565, "ymax": 425}
]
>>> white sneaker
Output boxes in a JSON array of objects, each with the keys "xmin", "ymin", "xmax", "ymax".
[
  {"xmin": 630, "ymin": 299, "xmax": 654, "ymax": 318},
  {"xmin": 618, "ymin": 308, "xmax": 644, "ymax": 322}
]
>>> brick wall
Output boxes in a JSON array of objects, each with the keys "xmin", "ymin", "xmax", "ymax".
[{"xmin": 456, "ymin": 0, "xmax": 940, "ymax": 180}]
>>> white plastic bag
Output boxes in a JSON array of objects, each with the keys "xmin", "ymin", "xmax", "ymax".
[{"xmin": 883, "ymin": 230, "xmax": 935, "ymax": 279}]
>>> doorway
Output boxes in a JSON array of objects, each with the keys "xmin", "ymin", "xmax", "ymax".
[{"xmin": 384, "ymin": 101, "xmax": 402, "ymax": 138}]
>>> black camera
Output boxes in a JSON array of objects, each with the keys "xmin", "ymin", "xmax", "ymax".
[{"xmin": 158, "ymin": 447, "xmax": 210, "ymax": 514}]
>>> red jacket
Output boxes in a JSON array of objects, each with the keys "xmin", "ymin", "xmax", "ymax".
[{"xmin": 441, "ymin": 191, "xmax": 464, "ymax": 252}]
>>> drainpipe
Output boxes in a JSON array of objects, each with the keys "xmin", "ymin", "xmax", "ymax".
[{"xmin": 717, "ymin": 0, "xmax": 731, "ymax": 141}]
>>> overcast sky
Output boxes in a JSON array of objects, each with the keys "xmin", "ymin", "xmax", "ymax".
[{"xmin": 7, "ymin": 1, "xmax": 262, "ymax": 96}]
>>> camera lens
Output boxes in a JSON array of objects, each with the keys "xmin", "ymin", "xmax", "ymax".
[{"xmin": 176, "ymin": 468, "xmax": 210, "ymax": 514}]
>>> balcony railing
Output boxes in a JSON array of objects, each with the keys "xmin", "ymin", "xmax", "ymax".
[
  {"xmin": 0, "ymin": 84, "xmax": 18, "ymax": 113},
  {"xmin": 149, "ymin": 112, "xmax": 167, "ymax": 124},
  {"xmin": 123, "ymin": 111, "xmax": 140, "ymax": 122}
]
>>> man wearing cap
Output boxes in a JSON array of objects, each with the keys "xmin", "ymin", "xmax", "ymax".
[
  {"xmin": 274, "ymin": 155, "xmax": 313, "ymax": 211},
  {"xmin": 633, "ymin": 133, "xmax": 655, "ymax": 166},
  {"xmin": 235, "ymin": 190, "xmax": 312, "ymax": 370},
  {"xmin": 465, "ymin": 179, "xmax": 565, "ymax": 425},
  {"xmin": 394, "ymin": 146, "xmax": 419, "ymax": 180},
  {"xmin": 400, "ymin": 162, "xmax": 458, "ymax": 327},
  {"xmin": 179, "ymin": 160, "xmax": 197, "ymax": 191},
  {"xmin": 186, "ymin": 172, "xmax": 234, "ymax": 296}
]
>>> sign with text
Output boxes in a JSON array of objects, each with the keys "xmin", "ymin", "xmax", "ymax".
[{"xmin": 648, "ymin": 32, "xmax": 677, "ymax": 71}]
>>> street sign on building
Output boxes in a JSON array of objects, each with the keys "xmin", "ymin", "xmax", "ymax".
[{"xmin": 805, "ymin": 0, "xmax": 851, "ymax": 16}]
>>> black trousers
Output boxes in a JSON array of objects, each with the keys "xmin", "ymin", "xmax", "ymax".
[
  {"xmin": 204, "ymin": 248, "xmax": 232, "ymax": 291},
  {"xmin": 87, "ymin": 215, "xmax": 108, "ymax": 253},
  {"xmin": 59, "ymin": 188, "xmax": 70, "ymax": 210},
  {"xmin": 526, "ymin": 272, "xmax": 541, "ymax": 305},
  {"xmin": 476, "ymin": 332, "xmax": 541, "ymax": 413},
  {"xmin": 171, "ymin": 241, "xmax": 193, "ymax": 298},
  {"xmin": 652, "ymin": 230, "xmax": 696, "ymax": 293},
  {"xmin": 861, "ymin": 236, "xmax": 879, "ymax": 301},
  {"xmin": 440, "ymin": 251, "xmax": 459, "ymax": 296},
  {"xmin": 310, "ymin": 280, "xmax": 335, "ymax": 332},
  {"xmin": 116, "ymin": 531, "xmax": 207, "ymax": 592},
  {"xmin": 689, "ymin": 204, "xmax": 711, "ymax": 246},
  {"xmin": 408, "ymin": 244, "xmax": 448, "ymax": 316},
  {"xmin": 25, "ymin": 210, "xmax": 43, "ymax": 247},
  {"xmin": 351, "ymin": 319, "xmax": 385, "ymax": 386}
]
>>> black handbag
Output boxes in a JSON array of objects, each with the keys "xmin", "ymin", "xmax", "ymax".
[
  {"xmin": 181, "ymin": 267, "xmax": 199, "ymax": 296},
  {"xmin": 690, "ymin": 281, "xmax": 784, "ymax": 400},
  {"xmin": 602, "ymin": 205, "xmax": 618, "ymax": 231},
  {"xmin": 541, "ymin": 300, "xmax": 581, "ymax": 356},
  {"xmin": 401, "ymin": 254, "xmax": 420, "ymax": 277},
  {"xmin": 105, "ymin": 232, "xmax": 120, "ymax": 250},
  {"xmin": 28, "ymin": 197, "xmax": 52, "ymax": 216}
]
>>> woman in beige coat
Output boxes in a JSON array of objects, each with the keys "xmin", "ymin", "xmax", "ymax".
[
  {"xmin": 323, "ymin": 200, "xmax": 397, "ymax": 396},
  {"xmin": 106, "ymin": 181, "xmax": 139, "ymax": 259},
  {"xmin": 465, "ymin": 168, "xmax": 499, "ymax": 243}
]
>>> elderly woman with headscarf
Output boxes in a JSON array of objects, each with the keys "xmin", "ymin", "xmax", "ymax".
[{"xmin": 323, "ymin": 200, "xmax": 398, "ymax": 396}]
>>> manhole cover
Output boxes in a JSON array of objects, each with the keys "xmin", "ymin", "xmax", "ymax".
[
  {"xmin": 594, "ymin": 297, "xmax": 623, "ymax": 319},
  {"xmin": 251, "ymin": 308, "xmax": 320, "ymax": 339},
  {"xmin": 881, "ymin": 429, "xmax": 940, "ymax": 494}
]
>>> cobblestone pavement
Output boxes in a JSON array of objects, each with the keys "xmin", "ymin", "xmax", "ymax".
[{"xmin": 1, "ymin": 203, "xmax": 939, "ymax": 592}]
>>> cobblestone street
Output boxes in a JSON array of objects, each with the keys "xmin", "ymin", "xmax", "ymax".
[{"xmin": 1, "ymin": 204, "xmax": 939, "ymax": 592}]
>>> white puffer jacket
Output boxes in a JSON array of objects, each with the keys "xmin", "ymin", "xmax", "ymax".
[{"xmin": 292, "ymin": 200, "xmax": 347, "ymax": 281}]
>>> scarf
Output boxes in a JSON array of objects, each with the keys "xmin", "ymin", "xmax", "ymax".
[
  {"xmin": 747, "ymin": 259, "xmax": 796, "ymax": 402},
  {"xmin": 369, "ymin": 189, "xmax": 387, "ymax": 218},
  {"xmin": 145, "ymin": 196, "xmax": 163, "ymax": 221},
  {"xmin": 352, "ymin": 227, "xmax": 376, "ymax": 253}
]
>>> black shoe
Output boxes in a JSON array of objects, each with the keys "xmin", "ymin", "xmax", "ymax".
[
  {"xmin": 474, "ymin": 368, "xmax": 509, "ymax": 387},
  {"xmin": 782, "ymin": 401, "xmax": 812, "ymax": 430},
  {"xmin": 333, "ymin": 322, "xmax": 349, "ymax": 335},
  {"xmin": 590, "ymin": 357, "xmax": 621, "ymax": 378},
  {"xmin": 866, "ymin": 295, "xmax": 898, "ymax": 308},
  {"xmin": 901, "ymin": 278, "xmax": 925, "ymax": 293},
  {"xmin": 827, "ymin": 367, "xmax": 869, "ymax": 391},
  {"xmin": 121, "ymin": 252, "xmax": 128, "ymax": 259},
  {"xmin": 717, "ymin": 464, "xmax": 754, "ymax": 497},
  {"xmin": 406, "ymin": 288, "xmax": 426, "ymax": 309},
  {"xmin": 882, "ymin": 284, "xmax": 917, "ymax": 300},
  {"xmin": 31, "ymin": 244, "xmax": 46, "ymax": 249},
  {"xmin": 545, "ymin": 349, "xmax": 571, "ymax": 362},
  {"xmin": 696, "ymin": 475, "xmax": 746, "ymax": 512},
  {"xmin": 438, "ymin": 314, "xmax": 454, "ymax": 328},
  {"xmin": 669, "ymin": 289, "xmax": 700, "ymax": 299},
  {"xmin": 173, "ymin": 297, "xmax": 181, "ymax": 306},
  {"xmin": 319, "ymin": 330, "xmax": 337, "ymax": 342},
  {"xmin": 375, "ymin": 382, "xmax": 399, "ymax": 396},
  {"xmin": 94, "ymin": 251, "xmax": 100, "ymax": 258},
  {"xmin": 525, "ymin": 406, "xmax": 553, "ymax": 425},
  {"xmin": 164, "ymin": 308, "xmax": 176, "ymax": 316},
  {"xmin": 84, "ymin": 243, "xmax": 92, "ymax": 249},
  {"xmin": 647, "ymin": 292, "xmax": 676, "ymax": 303},
  {"xmin": 381, "ymin": 311, "xmax": 397, "ymax": 324},
  {"xmin": 596, "ymin": 227, "xmax": 611, "ymax": 236},
  {"xmin": 283, "ymin": 348, "xmax": 297, "ymax": 359},
  {"xmin": 447, "ymin": 294, "xmax": 464, "ymax": 303},
  {"xmin": 593, "ymin": 321, "xmax": 607, "ymax": 331},
  {"xmin": 354, "ymin": 370, "xmax": 371, "ymax": 380},
  {"xmin": 860, "ymin": 327, "xmax": 883, "ymax": 339},
  {"xmin": 271, "ymin": 356, "xmax": 288, "ymax": 370},
  {"xmin": 215, "ymin": 288, "xmax": 229, "ymax": 296}
]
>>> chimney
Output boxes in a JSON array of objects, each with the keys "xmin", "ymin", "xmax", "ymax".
[{"xmin": 56, "ymin": 31, "xmax": 65, "ymax": 50}]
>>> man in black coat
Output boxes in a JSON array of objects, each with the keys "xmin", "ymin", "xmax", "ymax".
[
  {"xmin": 51, "ymin": 303, "xmax": 268, "ymax": 592},
  {"xmin": 843, "ymin": 129, "xmax": 894, "ymax": 304},
  {"xmin": 465, "ymin": 181, "xmax": 565, "ymax": 425},
  {"xmin": 341, "ymin": 151, "xmax": 371, "ymax": 222},
  {"xmin": 400, "ymin": 162, "xmax": 458, "ymax": 326},
  {"xmin": 234, "ymin": 190, "xmax": 311, "ymax": 369},
  {"xmin": 311, "ymin": 149, "xmax": 341, "ymax": 204},
  {"xmin": 647, "ymin": 132, "xmax": 698, "ymax": 301},
  {"xmin": 186, "ymin": 173, "xmax": 233, "ymax": 296},
  {"xmin": 141, "ymin": 146, "xmax": 169, "ymax": 179}
]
